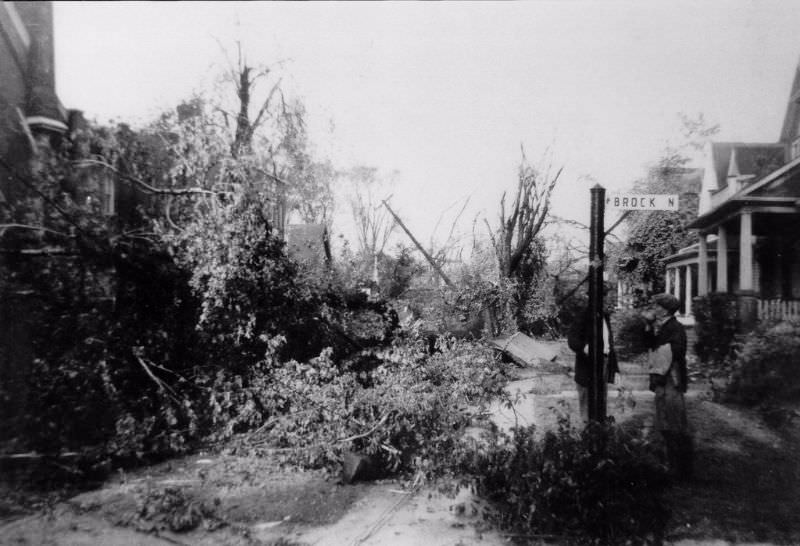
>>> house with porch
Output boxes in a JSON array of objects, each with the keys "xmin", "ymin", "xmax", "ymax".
[{"xmin": 663, "ymin": 58, "xmax": 800, "ymax": 327}]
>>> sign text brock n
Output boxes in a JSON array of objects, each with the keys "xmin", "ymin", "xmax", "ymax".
[{"xmin": 606, "ymin": 193, "xmax": 679, "ymax": 211}]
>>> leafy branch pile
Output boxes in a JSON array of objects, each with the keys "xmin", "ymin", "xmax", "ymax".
[
  {"xmin": 222, "ymin": 338, "xmax": 508, "ymax": 475},
  {"xmin": 0, "ymin": 57, "xmax": 466, "ymax": 478},
  {"xmin": 0, "ymin": 116, "xmax": 511, "ymax": 483},
  {"xmin": 132, "ymin": 486, "xmax": 225, "ymax": 534}
]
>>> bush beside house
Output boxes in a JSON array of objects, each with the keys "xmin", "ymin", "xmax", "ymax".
[
  {"xmin": 693, "ymin": 293, "xmax": 739, "ymax": 365},
  {"xmin": 726, "ymin": 322, "xmax": 800, "ymax": 407}
]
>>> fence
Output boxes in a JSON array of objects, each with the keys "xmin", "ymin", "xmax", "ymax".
[{"xmin": 757, "ymin": 299, "xmax": 800, "ymax": 322}]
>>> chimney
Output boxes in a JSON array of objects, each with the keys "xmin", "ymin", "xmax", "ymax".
[{"xmin": 16, "ymin": 2, "xmax": 67, "ymax": 133}]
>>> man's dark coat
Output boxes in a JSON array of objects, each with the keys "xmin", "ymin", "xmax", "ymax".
[
  {"xmin": 567, "ymin": 310, "xmax": 619, "ymax": 388},
  {"xmin": 643, "ymin": 315, "xmax": 688, "ymax": 392}
]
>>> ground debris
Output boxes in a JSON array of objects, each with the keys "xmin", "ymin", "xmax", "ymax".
[
  {"xmin": 488, "ymin": 332, "xmax": 559, "ymax": 367},
  {"xmin": 132, "ymin": 485, "xmax": 225, "ymax": 533}
]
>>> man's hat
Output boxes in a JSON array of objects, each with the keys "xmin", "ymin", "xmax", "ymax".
[{"xmin": 652, "ymin": 293, "xmax": 680, "ymax": 314}]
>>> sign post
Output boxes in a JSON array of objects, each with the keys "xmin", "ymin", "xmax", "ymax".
[
  {"xmin": 584, "ymin": 190, "xmax": 678, "ymax": 423},
  {"xmin": 588, "ymin": 185, "xmax": 606, "ymax": 422}
]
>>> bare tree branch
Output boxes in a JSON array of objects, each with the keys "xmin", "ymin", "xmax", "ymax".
[
  {"xmin": 75, "ymin": 159, "xmax": 219, "ymax": 196},
  {"xmin": 251, "ymin": 78, "xmax": 282, "ymax": 133},
  {"xmin": 0, "ymin": 224, "xmax": 72, "ymax": 238},
  {"xmin": 488, "ymin": 150, "xmax": 561, "ymax": 279}
]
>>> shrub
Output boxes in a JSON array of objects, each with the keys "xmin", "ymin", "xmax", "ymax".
[
  {"xmin": 693, "ymin": 293, "xmax": 738, "ymax": 364},
  {"xmin": 726, "ymin": 321, "xmax": 800, "ymax": 405},
  {"xmin": 19, "ymin": 244, "xmax": 204, "ymax": 464},
  {"xmin": 453, "ymin": 417, "xmax": 670, "ymax": 544},
  {"xmin": 610, "ymin": 308, "xmax": 650, "ymax": 359}
]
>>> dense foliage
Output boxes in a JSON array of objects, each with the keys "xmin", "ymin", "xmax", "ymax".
[
  {"xmin": 608, "ymin": 308, "xmax": 650, "ymax": 359},
  {"xmin": 726, "ymin": 322, "xmax": 800, "ymax": 406},
  {"xmin": 615, "ymin": 115, "xmax": 718, "ymax": 296},
  {"xmin": 453, "ymin": 417, "xmax": 670, "ymax": 544},
  {"xmin": 170, "ymin": 195, "xmax": 333, "ymax": 363},
  {"xmin": 0, "ymin": 87, "xmax": 396, "ymax": 472},
  {"xmin": 0, "ymin": 125, "xmax": 506, "ymax": 481},
  {"xmin": 221, "ymin": 338, "xmax": 508, "ymax": 475},
  {"xmin": 620, "ymin": 157, "xmax": 701, "ymax": 291},
  {"xmin": 693, "ymin": 293, "xmax": 739, "ymax": 365},
  {"xmin": 21, "ymin": 247, "xmax": 201, "ymax": 462}
]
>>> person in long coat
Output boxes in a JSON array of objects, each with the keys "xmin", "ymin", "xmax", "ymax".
[
  {"xmin": 567, "ymin": 307, "xmax": 619, "ymax": 424},
  {"xmin": 642, "ymin": 293, "xmax": 693, "ymax": 479}
]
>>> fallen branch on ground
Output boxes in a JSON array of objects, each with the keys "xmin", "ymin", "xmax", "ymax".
[{"xmin": 133, "ymin": 348, "xmax": 182, "ymax": 405}]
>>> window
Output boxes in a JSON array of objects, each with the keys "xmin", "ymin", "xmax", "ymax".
[{"xmin": 792, "ymin": 137, "xmax": 800, "ymax": 161}]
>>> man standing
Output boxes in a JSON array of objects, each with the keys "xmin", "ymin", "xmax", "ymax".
[
  {"xmin": 567, "ymin": 305, "xmax": 619, "ymax": 424},
  {"xmin": 642, "ymin": 293, "xmax": 692, "ymax": 479}
]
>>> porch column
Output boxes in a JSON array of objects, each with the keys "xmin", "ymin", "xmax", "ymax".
[
  {"xmin": 738, "ymin": 208, "xmax": 758, "ymax": 329},
  {"xmin": 717, "ymin": 225, "xmax": 728, "ymax": 292},
  {"xmin": 685, "ymin": 264, "xmax": 693, "ymax": 316},
  {"xmin": 665, "ymin": 267, "xmax": 672, "ymax": 294},
  {"xmin": 698, "ymin": 234, "xmax": 709, "ymax": 296},
  {"xmin": 675, "ymin": 264, "xmax": 682, "ymax": 303},
  {"xmin": 739, "ymin": 209, "xmax": 754, "ymax": 292}
]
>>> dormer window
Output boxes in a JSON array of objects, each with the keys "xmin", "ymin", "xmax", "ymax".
[
  {"xmin": 793, "ymin": 107, "xmax": 800, "ymax": 158},
  {"xmin": 792, "ymin": 137, "xmax": 800, "ymax": 160}
]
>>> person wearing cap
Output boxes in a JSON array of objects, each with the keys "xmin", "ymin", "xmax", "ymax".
[
  {"xmin": 567, "ymin": 302, "xmax": 619, "ymax": 425},
  {"xmin": 642, "ymin": 293, "xmax": 692, "ymax": 479}
]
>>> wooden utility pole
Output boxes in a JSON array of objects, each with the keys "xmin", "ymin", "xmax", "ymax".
[
  {"xmin": 588, "ymin": 185, "xmax": 607, "ymax": 422},
  {"xmin": 381, "ymin": 200, "xmax": 454, "ymax": 288}
]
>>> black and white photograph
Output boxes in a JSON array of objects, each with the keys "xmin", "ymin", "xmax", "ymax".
[{"xmin": 3, "ymin": 1, "xmax": 800, "ymax": 544}]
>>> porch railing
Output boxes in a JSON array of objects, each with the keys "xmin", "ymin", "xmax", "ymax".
[{"xmin": 757, "ymin": 299, "xmax": 800, "ymax": 322}]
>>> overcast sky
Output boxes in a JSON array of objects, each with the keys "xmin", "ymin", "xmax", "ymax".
[{"xmin": 53, "ymin": 1, "xmax": 800, "ymax": 249}]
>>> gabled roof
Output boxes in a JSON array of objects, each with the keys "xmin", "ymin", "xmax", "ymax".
[
  {"xmin": 710, "ymin": 142, "xmax": 785, "ymax": 190},
  {"xmin": 688, "ymin": 155, "xmax": 800, "ymax": 230},
  {"xmin": 780, "ymin": 56, "xmax": 800, "ymax": 143},
  {"xmin": 739, "ymin": 154, "xmax": 800, "ymax": 198},
  {"xmin": 684, "ymin": 57, "xmax": 800, "ymax": 234}
]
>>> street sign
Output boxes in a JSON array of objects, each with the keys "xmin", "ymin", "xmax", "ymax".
[{"xmin": 605, "ymin": 193, "xmax": 679, "ymax": 211}]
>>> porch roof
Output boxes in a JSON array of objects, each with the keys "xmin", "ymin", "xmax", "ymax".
[
  {"xmin": 663, "ymin": 240, "xmax": 718, "ymax": 267},
  {"xmin": 688, "ymin": 156, "xmax": 800, "ymax": 231},
  {"xmin": 687, "ymin": 195, "xmax": 799, "ymax": 230}
]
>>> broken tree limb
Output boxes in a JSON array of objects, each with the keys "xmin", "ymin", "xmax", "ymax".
[
  {"xmin": 74, "ymin": 159, "xmax": 219, "ymax": 196},
  {"xmin": 556, "ymin": 273, "xmax": 589, "ymax": 306},
  {"xmin": 381, "ymin": 200, "xmax": 454, "ymax": 288},
  {"xmin": 133, "ymin": 349, "xmax": 182, "ymax": 405},
  {"xmin": 0, "ymin": 224, "xmax": 72, "ymax": 238},
  {"xmin": 336, "ymin": 411, "xmax": 394, "ymax": 444}
]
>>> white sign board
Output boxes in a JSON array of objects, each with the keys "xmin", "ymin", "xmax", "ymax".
[{"xmin": 605, "ymin": 193, "xmax": 679, "ymax": 211}]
